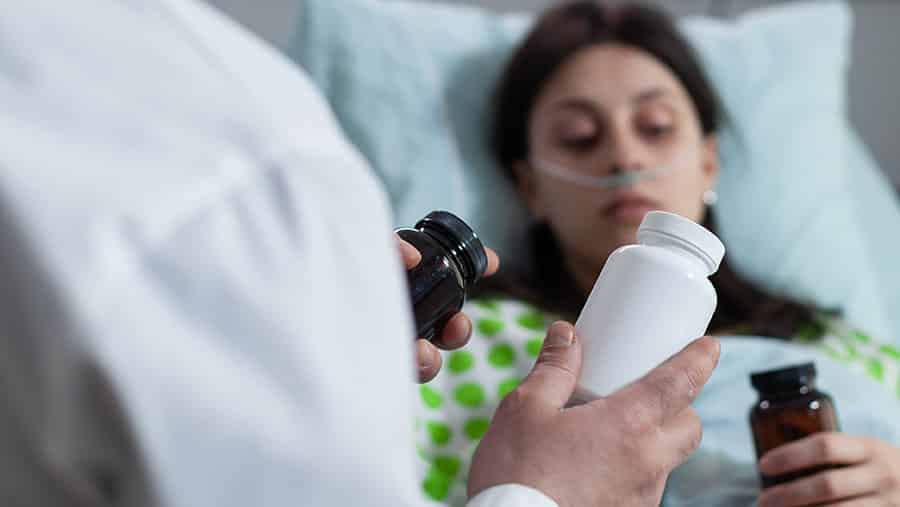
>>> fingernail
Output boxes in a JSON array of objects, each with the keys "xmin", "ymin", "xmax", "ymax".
[
  {"xmin": 710, "ymin": 337, "xmax": 721, "ymax": 362},
  {"xmin": 399, "ymin": 240, "xmax": 417, "ymax": 258},
  {"xmin": 416, "ymin": 340, "xmax": 434, "ymax": 369},
  {"xmin": 546, "ymin": 321, "xmax": 574, "ymax": 347}
]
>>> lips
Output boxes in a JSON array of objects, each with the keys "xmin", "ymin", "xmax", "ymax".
[{"xmin": 602, "ymin": 193, "xmax": 661, "ymax": 225}]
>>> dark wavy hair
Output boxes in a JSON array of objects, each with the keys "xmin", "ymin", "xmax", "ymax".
[{"xmin": 482, "ymin": 1, "xmax": 819, "ymax": 338}]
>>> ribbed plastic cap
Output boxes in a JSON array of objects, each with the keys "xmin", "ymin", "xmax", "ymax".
[
  {"xmin": 417, "ymin": 211, "xmax": 488, "ymax": 284},
  {"xmin": 637, "ymin": 211, "xmax": 725, "ymax": 273},
  {"xmin": 751, "ymin": 362, "xmax": 817, "ymax": 393}
]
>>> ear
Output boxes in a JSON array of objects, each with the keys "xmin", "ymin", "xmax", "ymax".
[
  {"xmin": 701, "ymin": 135, "xmax": 720, "ymax": 189},
  {"xmin": 513, "ymin": 159, "xmax": 544, "ymax": 218}
]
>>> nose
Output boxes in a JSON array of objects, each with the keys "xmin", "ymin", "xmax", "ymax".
[{"xmin": 607, "ymin": 126, "xmax": 649, "ymax": 174}]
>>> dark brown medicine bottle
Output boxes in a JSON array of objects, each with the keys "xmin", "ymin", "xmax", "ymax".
[
  {"xmin": 396, "ymin": 211, "xmax": 488, "ymax": 341},
  {"xmin": 750, "ymin": 362, "xmax": 840, "ymax": 488}
]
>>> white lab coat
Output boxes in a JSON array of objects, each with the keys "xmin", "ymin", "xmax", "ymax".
[{"xmin": 0, "ymin": 1, "xmax": 554, "ymax": 506}]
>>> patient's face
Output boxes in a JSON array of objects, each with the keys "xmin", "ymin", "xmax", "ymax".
[{"xmin": 519, "ymin": 43, "xmax": 719, "ymax": 277}]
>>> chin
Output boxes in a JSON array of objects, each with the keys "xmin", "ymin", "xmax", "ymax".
[
  {"xmin": 589, "ymin": 230, "xmax": 637, "ymax": 264},
  {"xmin": 609, "ymin": 223, "xmax": 639, "ymax": 245}
]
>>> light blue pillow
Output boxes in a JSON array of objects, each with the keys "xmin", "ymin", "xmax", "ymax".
[
  {"xmin": 289, "ymin": 0, "xmax": 898, "ymax": 343},
  {"xmin": 677, "ymin": 3, "xmax": 894, "ymax": 342},
  {"xmin": 846, "ymin": 129, "xmax": 900, "ymax": 343},
  {"xmin": 293, "ymin": 0, "xmax": 532, "ymax": 256}
]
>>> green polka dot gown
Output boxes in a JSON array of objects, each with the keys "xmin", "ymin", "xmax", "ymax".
[{"xmin": 414, "ymin": 299, "xmax": 549, "ymax": 505}]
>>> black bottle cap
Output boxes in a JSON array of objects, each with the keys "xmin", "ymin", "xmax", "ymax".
[
  {"xmin": 751, "ymin": 362, "xmax": 817, "ymax": 394},
  {"xmin": 417, "ymin": 211, "xmax": 488, "ymax": 285}
]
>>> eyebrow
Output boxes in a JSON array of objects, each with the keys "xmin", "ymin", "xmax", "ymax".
[
  {"xmin": 632, "ymin": 87, "xmax": 669, "ymax": 104},
  {"xmin": 550, "ymin": 87, "xmax": 671, "ymax": 114},
  {"xmin": 551, "ymin": 97, "xmax": 598, "ymax": 115}
]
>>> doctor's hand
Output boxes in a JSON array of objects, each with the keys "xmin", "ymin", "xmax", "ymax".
[
  {"xmin": 468, "ymin": 322, "xmax": 720, "ymax": 507},
  {"xmin": 396, "ymin": 233, "xmax": 500, "ymax": 383}
]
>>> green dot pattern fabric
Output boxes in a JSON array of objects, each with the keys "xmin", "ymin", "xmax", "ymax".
[
  {"xmin": 419, "ymin": 385, "xmax": 443, "ymax": 409},
  {"xmin": 447, "ymin": 351, "xmax": 475, "ymax": 375},
  {"xmin": 793, "ymin": 313, "xmax": 900, "ymax": 398},
  {"xmin": 413, "ymin": 299, "xmax": 900, "ymax": 505},
  {"xmin": 423, "ymin": 463, "xmax": 454, "ymax": 501},
  {"xmin": 881, "ymin": 344, "xmax": 900, "ymax": 360},
  {"xmin": 426, "ymin": 421, "xmax": 452, "ymax": 446},
  {"xmin": 453, "ymin": 383, "xmax": 485, "ymax": 408},
  {"xmin": 525, "ymin": 337, "xmax": 543, "ymax": 358},
  {"xmin": 413, "ymin": 299, "xmax": 556, "ymax": 505},
  {"xmin": 516, "ymin": 309, "xmax": 546, "ymax": 331},
  {"xmin": 463, "ymin": 417, "xmax": 490, "ymax": 441},
  {"xmin": 474, "ymin": 299, "xmax": 501, "ymax": 313},
  {"xmin": 476, "ymin": 317, "xmax": 504, "ymax": 337},
  {"xmin": 497, "ymin": 377, "xmax": 521, "ymax": 399},
  {"xmin": 487, "ymin": 344, "xmax": 516, "ymax": 368}
]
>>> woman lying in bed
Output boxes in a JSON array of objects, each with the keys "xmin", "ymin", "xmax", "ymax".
[{"xmin": 413, "ymin": 2, "xmax": 900, "ymax": 505}]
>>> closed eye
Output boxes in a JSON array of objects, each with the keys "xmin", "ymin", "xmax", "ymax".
[
  {"xmin": 641, "ymin": 124, "xmax": 673, "ymax": 141},
  {"xmin": 560, "ymin": 135, "xmax": 599, "ymax": 151}
]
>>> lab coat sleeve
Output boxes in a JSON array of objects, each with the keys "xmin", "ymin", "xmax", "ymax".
[{"xmin": 467, "ymin": 485, "xmax": 559, "ymax": 507}]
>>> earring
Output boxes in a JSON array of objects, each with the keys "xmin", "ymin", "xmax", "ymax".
[{"xmin": 702, "ymin": 189, "xmax": 718, "ymax": 206}]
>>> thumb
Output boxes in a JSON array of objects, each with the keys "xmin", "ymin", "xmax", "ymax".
[{"xmin": 517, "ymin": 321, "xmax": 582, "ymax": 410}]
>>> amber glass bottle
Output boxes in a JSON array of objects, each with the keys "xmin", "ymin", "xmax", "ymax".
[{"xmin": 750, "ymin": 362, "xmax": 840, "ymax": 488}]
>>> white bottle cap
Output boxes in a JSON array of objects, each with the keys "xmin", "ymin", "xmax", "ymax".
[{"xmin": 637, "ymin": 211, "xmax": 725, "ymax": 274}]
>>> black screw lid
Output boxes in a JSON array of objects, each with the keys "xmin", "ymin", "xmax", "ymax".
[
  {"xmin": 416, "ymin": 211, "xmax": 488, "ymax": 285},
  {"xmin": 751, "ymin": 362, "xmax": 817, "ymax": 394}
]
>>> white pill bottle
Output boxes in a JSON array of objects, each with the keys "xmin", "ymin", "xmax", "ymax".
[{"xmin": 574, "ymin": 211, "xmax": 725, "ymax": 399}]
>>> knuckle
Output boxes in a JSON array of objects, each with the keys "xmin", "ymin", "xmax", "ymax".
[
  {"xmin": 670, "ymin": 415, "xmax": 703, "ymax": 465},
  {"xmin": 498, "ymin": 387, "xmax": 530, "ymax": 413},
  {"xmin": 758, "ymin": 488, "xmax": 784, "ymax": 507},
  {"xmin": 766, "ymin": 454, "xmax": 787, "ymax": 472},
  {"xmin": 653, "ymin": 365, "xmax": 682, "ymax": 397},
  {"xmin": 642, "ymin": 367, "xmax": 679, "ymax": 415},
  {"xmin": 648, "ymin": 455, "xmax": 671, "ymax": 482},
  {"xmin": 536, "ymin": 357, "xmax": 579, "ymax": 385},
  {"xmin": 621, "ymin": 401, "xmax": 657, "ymax": 434},
  {"xmin": 818, "ymin": 474, "xmax": 841, "ymax": 497},
  {"xmin": 659, "ymin": 361, "xmax": 701, "ymax": 404},
  {"xmin": 498, "ymin": 384, "xmax": 542, "ymax": 415},
  {"xmin": 632, "ymin": 446, "xmax": 669, "ymax": 484},
  {"xmin": 685, "ymin": 418, "xmax": 703, "ymax": 455},
  {"xmin": 680, "ymin": 363, "xmax": 704, "ymax": 400},
  {"xmin": 815, "ymin": 434, "xmax": 840, "ymax": 462},
  {"xmin": 882, "ymin": 469, "xmax": 900, "ymax": 489}
]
